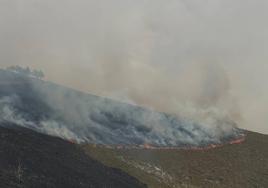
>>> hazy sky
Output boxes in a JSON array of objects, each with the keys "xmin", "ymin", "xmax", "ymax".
[{"xmin": 0, "ymin": 0, "xmax": 268, "ymax": 134}]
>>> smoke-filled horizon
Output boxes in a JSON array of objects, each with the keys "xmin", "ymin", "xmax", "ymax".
[{"xmin": 0, "ymin": 0, "xmax": 268, "ymax": 134}]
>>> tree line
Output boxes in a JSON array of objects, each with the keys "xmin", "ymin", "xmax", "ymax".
[{"xmin": 6, "ymin": 66, "xmax": 45, "ymax": 79}]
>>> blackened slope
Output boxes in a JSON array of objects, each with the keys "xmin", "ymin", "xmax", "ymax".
[{"xmin": 0, "ymin": 123, "xmax": 147, "ymax": 188}]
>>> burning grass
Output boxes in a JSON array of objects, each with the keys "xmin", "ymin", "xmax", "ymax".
[{"xmin": 81, "ymin": 132, "xmax": 246, "ymax": 151}]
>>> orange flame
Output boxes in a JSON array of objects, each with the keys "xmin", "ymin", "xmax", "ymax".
[{"xmin": 82, "ymin": 134, "xmax": 247, "ymax": 151}]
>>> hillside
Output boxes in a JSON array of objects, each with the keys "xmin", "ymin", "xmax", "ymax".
[
  {"xmin": 0, "ymin": 69, "xmax": 243, "ymax": 148},
  {"xmin": 0, "ymin": 123, "xmax": 147, "ymax": 188},
  {"xmin": 1, "ymin": 68, "xmax": 267, "ymax": 187},
  {"xmin": 83, "ymin": 131, "xmax": 268, "ymax": 188}
]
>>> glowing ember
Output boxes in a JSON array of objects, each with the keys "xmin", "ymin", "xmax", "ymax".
[{"xmin": 229, "ymin": 137, "xmax": 245, "ymax": 145}]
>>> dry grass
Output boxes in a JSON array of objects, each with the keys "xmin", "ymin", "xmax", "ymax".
[{"xmin": 83, "ymin": 131, "xmax": 268, "ymax": 188}]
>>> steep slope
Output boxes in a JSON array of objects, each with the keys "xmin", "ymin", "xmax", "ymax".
[
  {"xmin": 0, "ymin": 123, "xmax": 147, "ymax": 188},
  {"xmin": 83, "ymin": 131, "xmax": 268, "ymax": 188}
]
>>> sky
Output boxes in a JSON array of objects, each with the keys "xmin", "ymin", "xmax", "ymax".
[{"xmin": 0, "ymin": 0, "xmax": 268, "ymax": 134}]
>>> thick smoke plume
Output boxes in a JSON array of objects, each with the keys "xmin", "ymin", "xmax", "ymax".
[
  {"xmin": 0, "ymin": 0, "xmax": 268, "ymax": 134},
  {"xmin": 0, "ymin": 70, "xmax": 243, "ymax": 146}
]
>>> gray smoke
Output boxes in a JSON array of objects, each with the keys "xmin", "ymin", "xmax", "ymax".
[
  {"xmin": 0, "ymin": 0, "xmax": 268, "ymax": 134},
  {"xmin": 0, "ymin": 95, "xmax": 83, "ymax": 142},
  {"xmin": 0, "ymin": 70, "xmax": 242, "ymax": 146}
]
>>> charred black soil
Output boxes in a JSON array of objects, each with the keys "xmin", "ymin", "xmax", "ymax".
[{"xmin": 0, "ymin": 123, "xmax": 147, "ymax": 188}]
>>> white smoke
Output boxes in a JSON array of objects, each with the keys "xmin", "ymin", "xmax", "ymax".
[
  {"xmin": 0, "ymin": 95, "xmax": 83, "ymax": 142},
  {"xmin": 0, "ymin": 72, "xmax": 243, "ymax": 147}
]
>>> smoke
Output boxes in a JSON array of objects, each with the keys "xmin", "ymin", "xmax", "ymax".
[
  {"xmin": 0, "ymin": 73, "xmax": 242, "ymax": 147},
  {"xmin": 0, "ymin": 0, "xmax": 268, "ymax": 134},
  {"xmin": 0, "ymin": 95, "xmax": 83, "ymax": 142}
]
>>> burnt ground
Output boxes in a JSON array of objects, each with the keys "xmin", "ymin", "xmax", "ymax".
[{"xmin": 0, "ymin": 123, "xmax": 147, "ymax": 188}]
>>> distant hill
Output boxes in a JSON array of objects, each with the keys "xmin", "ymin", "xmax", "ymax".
[
  {"xmin": 0, "ymin": 123, "xmax": 147, "ymax": 188},
  {"xmin": 83, "ymin": 131, "xmax": 268, "ymax": 188}
]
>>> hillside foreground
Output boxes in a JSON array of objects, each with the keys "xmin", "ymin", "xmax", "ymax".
[
  {"xmin": 83, "ymin": 131, "xmax": 268, "ymax": 188},
  {"xmin": 0, "ymin": 123, "xmax": 147, "ymax": 188}
]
